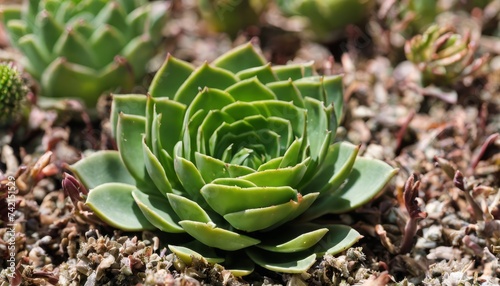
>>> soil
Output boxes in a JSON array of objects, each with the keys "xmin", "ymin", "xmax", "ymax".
[{"xmin": 0, "ymin": 1, "xmax": 499, "ymax": 285}]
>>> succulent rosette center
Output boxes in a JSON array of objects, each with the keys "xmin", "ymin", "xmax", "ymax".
[{"xmin": 70, "ymin": 43, "xmax": 397, "ymax": 274}]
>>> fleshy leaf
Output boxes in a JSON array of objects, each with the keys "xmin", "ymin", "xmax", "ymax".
[
  {"xmin": 301, "ymin": 158, "xmax": 398, "ymax": 220},
  {"xmin": 303, "ymin": 142, "xmax": 359, "ymax": 195},
  {"xmin": 238, "ymin": 159, "xmax": 309, "ymax": 187},
  {"xmin": 117, "ymin": 113, "xmax": 156, "ymax": 192},
  {"xmin": 312, "ymin": 224, "xmax": 362, "ymax": 255},
  {"xmin": 225, "ymin": 77, "xmax": 276, "ymax": 102},
  {"xmin": 148, "ymin": 54, "xmax": 195, "ymax": 99},
  {"xmin": 174, "ymin": 63, "xmax": 238, "ymax": 105},
  {"xmin": 212, "ymin": 42, "xmax": 266, "ymax": 73},
  {"xmin": 86, "ymin": 183, "xmax": 155, "ymax": 231},
  {"xmin": 258, "ymin": 224, "xmax": 329, "ymax": 253},
  {"xmin": 246, "ymin": 248, "xmax": 316, "ymax": 273},
  {"xmin": 201, "ymin": 184, "xmax": 297, "ymax": 215},
  {"xmin": 178, "ymin": 221, "xmax": 260, "ymax": 251},
  {"xmin": 168, "ymin": 242, "xmax": 225, "ymax": 264},
  {"xmin": 69, "ymin": 150, "xmax": 134, "ymax": 189},
  {"xmin": 132, "ymin": 189, "xmax": 184, "ymax": 233},
  {"xmin": 167, "ymin": 193, "xmax": 211, "ymax": 223}
]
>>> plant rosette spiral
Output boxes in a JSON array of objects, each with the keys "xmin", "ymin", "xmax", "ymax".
[{"xmin": 70, "ymin": 43, "xmax": 398, "ymax": 275}]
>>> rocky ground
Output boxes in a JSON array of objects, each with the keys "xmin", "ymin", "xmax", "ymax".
[{"xmin": 0, "ymin": 1, "xmax": 499, "ymax": 285}]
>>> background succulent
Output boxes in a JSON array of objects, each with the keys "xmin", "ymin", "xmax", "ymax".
[
  {"xmin": 275, "ymin": 0, "xmax": 374, "ymax": 40},
  {"xmin": 69, "ymin": 43, "xmax": 397, "ymax": 274},
  {"xmin": 0, "ymin": 0, "xmax": 168, "ymax": 106},
  {"xmin": 0, "ymin": 62, "xmax": 27, "ymax": 123},
  {"xmin": 405, "ymin": 24, "xmax": 488, "ymax": 86},
  {"xmin": 196, "ymin": 0, "xmax": 267, "ymax": 37}
]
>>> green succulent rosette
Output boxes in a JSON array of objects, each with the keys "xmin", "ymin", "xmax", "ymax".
[
  {"xmin": 0, "ymin": 0, "xmax": 168, "ymax": 106},
  {"xmin": 276, "ymin": 0, "xmax": 374, "ymax": 40},
  {"xmin": 405, "ymin": 24, "xmax": 487, "ymax": 86},
  {"xmin": 70, "ymin": 43, "xmax": 397, "ymax": 275}
]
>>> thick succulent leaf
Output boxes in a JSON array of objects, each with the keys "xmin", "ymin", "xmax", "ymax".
[
  {"xmin": 148, "ymin": 97, "xmax": 186, "ymax": 154},
  {"xmin": 301, "ymin": 158, "xmax": 398, "ymax": 220},
  {"xmin": 5, "ymin": 20, "xmax": 28, "ymax": 50},
  {"xmin": 302, "ymin": 142, "xmax": 359, "ymax": 195},
  {"xmin": 86, "ymin": 183, "xmax": 155, "ymax": 231},
  {"xmin": 210, "ymin": 177, "xmax": 257, "ymax": 188},
  {"xmin": 257, "ymin": 157, "xmax": 283, "ymax": 171},
  {"xmin": 312, "ymin": 224, "xmax": 362, "ymax": 255},
  {"xmin": 222, "ymin": 101, "xmax": 262, "ymax": 121},
  {"xmin": 110, "ymin": 94, "xmax": 147, "ymax": 137},
  {"xmin": 246, "ymin": 248, "xmax": 316, "ymax": 274},
  {"xmin": 238, "ymin": 159, "xmax": 308, "ymax": 187},
  {"xmin": 69, "ymin": 150, "xmax": 134, "ymax": 189},
  {"xmin": 121, "ymin": 35, "xmax": 154, "ymax": 79},
  {"xmin": 258, "ymin": 224, "xmax": 329, "ymax": 253},
  {"xmin": 225, "ymin": 195, "xmax": 319, "ymax": 232},
  {"xmin": 322, "ymin": 75, "xmax": 344, "ymax": 122},
  {"xmin": 266, "ymin": 192, "xmax": 319, "ymax": 230},
  {"xmin": 252, "ymin": 101, "xmax": 306, "ymax": 137},
  {"xmin": 148, "ymin": 54, "xmax": 194, "ymax": 99},
  {"xmin": 185, "ymin": 88, "xmax": 235, "ymax": 123},
  {"xmin": 90, "ymin": 24, "xmax": 125, "ymax": 67},
  {"xmin": 178, "ymin": 221, "xmax": 260, "ymax": 251},
  {"xmin": 279, "ymin": 138, "xmax": 303, "ymax": 168},
  {"xmin": 167, "ymin": 193, "xmax": 211, "ymax": 223},
  {"xmin": 236, "ymin": 64, "xmax": 278, "ymax": 84},
  {"xmin": 168, "ymin": 241, "xmax": 225, "ymax": 264},
  {"xmin": 212, "ymin": 42, "xmax": 266, "ymax": 73},
  {"xmin": 53, "ymin": 27, "xmax": 98, "ymax": 69},
  {"xmin": 201, "ymin": 184, "xmax": 297, "ymax": 215},
  {"xmin": 131, "ymin": 189, "xmax": 184, "ymax": 233},
  {"xmin": 224, "ymin": 77, "xmax": 276, "ymax": 102},
  {"xmin": 17, "ymin": 35, "xmax": 50, "ymax": 79},
  {"xmin": 117, "ymin": 113, "xmax": 156, "ymax": 193},
  {"xmin": 272, "ymin": 61, "xmax": 314, "ymax": 80},
  {"xmin": 304, "ymin": 97, "xmax": 331, "ymax": 161},
  {"xmin": 174, "ymin": 146, "xmax": 206, "ymax": 201},
  {"xmin": 194, "ymin": 152, "xmax": 230, "ymax": 182},
  {"xmin": 142, "ymin": 138, "xmax": 173, "ymax": 196},
  {"xmin": 93, "ymin": 1, "xmax": 128, "ymax": 32},
  {"xmin": 174, "ymin": 63, "xmax": 238, "ymax": 105},
  {"xmin": 266, "ymin": 79, "xmax": 305, "ymax": 108},
  {"xmin": 37, "ymin": 9, "xmax": 63, "ymax": 52}
]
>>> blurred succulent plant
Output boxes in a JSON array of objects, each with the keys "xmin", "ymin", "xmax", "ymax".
[
  {"xmin": 276, "ymin": 0, "xmax": 374, "ymax": 40},
  {"xmin": 197, "ymin": 0, "xmax": 266, "ymax": 37},
  {"xmin": 405, "ymin": 24, "xmax": 489, "ymax": 86},
  {"xmin": 0, "ymin": 0, "xmax": 168, "ymax": 106},
  {"xmin": 69, "ymin": 43, "xmax": 397, "ymax": 275},
  {"xmin": 0, "ymin": 62, "xmax": 27, "ymax": 123}
]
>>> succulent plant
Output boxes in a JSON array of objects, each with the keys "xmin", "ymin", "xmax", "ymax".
[
  {"xmin": 69, "ymin": 43, "xmax": 397, "ymax": 275},
  {"xmin": 0, "ymin": 0, "xmax": 168, "ymax": 106},
  {"xmin": 276, "ymin": 0, "xmax": 374, "ymax": 40},
  {"xmin": 197, "ymin": 0, "xmax": 267, "ymax": 37},
  {"xmin": 0, "ymin": 62, "xmax": 27, "ymax": 122},
  {"xmin": 405, "ymin": 24, "xmax": 488, "ymax": 86}
]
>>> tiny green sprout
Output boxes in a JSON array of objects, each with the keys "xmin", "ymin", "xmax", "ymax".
[
  {"xmin": 70, "ymin": 43, "xmax": 398, "ymax": 275},
  {"xmin": 0, "ymin": 62, "xmax": 27, "ymax": 122}
]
